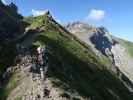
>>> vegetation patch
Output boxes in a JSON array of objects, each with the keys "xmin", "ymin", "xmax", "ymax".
[
  {"xmin": 0, "ymin": 73, "xmax": 20, "ymax": 100},
  {"xmin": 31, "ymin": 15, "xmax": 133, "ymax": 99},
  {"xmin": 120, "ymin": 40, "xmax": 133, "ymax": 58}
]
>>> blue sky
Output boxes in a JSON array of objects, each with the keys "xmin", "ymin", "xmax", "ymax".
[{"xmin": 2, "ymin": 0, "xmax": 133, "ymax": 41}]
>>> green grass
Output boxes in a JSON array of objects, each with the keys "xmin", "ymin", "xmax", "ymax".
[
  {"xmin": 0, "ymin": 73, "xmax": 20, "ymax": 100},
  {"xmin": 31, "ymin": 16, "xmax": 133, "ymax": 100},
  {"xmin": 120, "ymin": 40, "xmax": 133, "ymax": 58},
  {"xmin": 35, "ymin": 35, "xmax": 133, "ymax": 100},
  {"xmin": 15, "ymin": 96, "xmax": 22, "ymax": 100},
  {"xmin": 27, "ymin": 15, "xmax": 49, "ymax": 30}
]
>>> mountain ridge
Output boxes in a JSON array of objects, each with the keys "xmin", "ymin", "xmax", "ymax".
[{"xmin": 0, "ymin": 2, "xmax": 133, "ymax": 100}]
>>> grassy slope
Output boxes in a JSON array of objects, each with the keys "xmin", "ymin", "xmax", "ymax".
[
  {"xmin": 29, "ymin": 14, "xmax": 133, "ymax": 100},
  {"xmin": 0, "ymin": 72, "xmax": 21, "ymax": 100},
  {"xmin": 120, "ymin": 39, "xmax": 133, "ymax": 58}
]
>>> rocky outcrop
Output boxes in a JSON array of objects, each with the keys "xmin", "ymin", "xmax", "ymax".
[
  {"xmin": 0, "ymin": 1, "xmax": 27, "ymax": 41},
  {"xmin": 66, "ymin": 22, "xmax": 133, "ymax": 84}
]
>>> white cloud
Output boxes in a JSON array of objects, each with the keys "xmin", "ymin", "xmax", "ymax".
[
  {"xmin": 87, "ymin": 9, "xmax": 106, "ymax": 21},
  {"xmin": 31, "ymin": 9, "xmax": 48, "ymax": 16},
  {"xmin": 1, "ymin": 0, "xmax": 8, "ymax": 5}
]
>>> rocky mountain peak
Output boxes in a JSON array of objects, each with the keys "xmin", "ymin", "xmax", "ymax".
[
  {"xmin": 66, "ymin": 21, "xmax": 95, "ymax": 34},
  {"xmin": 43, "ymin": 10, "xmax": 52, "ymax": 18},
  {"xmin": 66, "ymin": 21, "xmax": 119, "ymax": 64},
  {"xmin": 66, "ymin": 21, "xmax": 93, "ymax": 30}
]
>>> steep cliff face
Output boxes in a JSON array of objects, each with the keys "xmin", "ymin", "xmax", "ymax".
[
  {"xmin": 111, "ymin": 39, "xmax": 133, "ymax": 83},
  {"xmin": 66, "ymin": 22, "xmax": 133, "ymax": 83},
  {"xmin": 0, "ymin": 1, "xmax": 28, "ymax": 77},
  {"xmin": 0, "ymin": 1, "xmax": 26, "ymax": 41}
]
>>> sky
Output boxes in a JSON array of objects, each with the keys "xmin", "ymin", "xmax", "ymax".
[{"xmin": 2, "ymin": 0, "xmax": 133, "ymax": 42}]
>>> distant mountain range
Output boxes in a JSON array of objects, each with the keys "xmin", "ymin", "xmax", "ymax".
[{"xmin": 66, "ymin": 22, "xmax": 133, "ymax": 83}]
